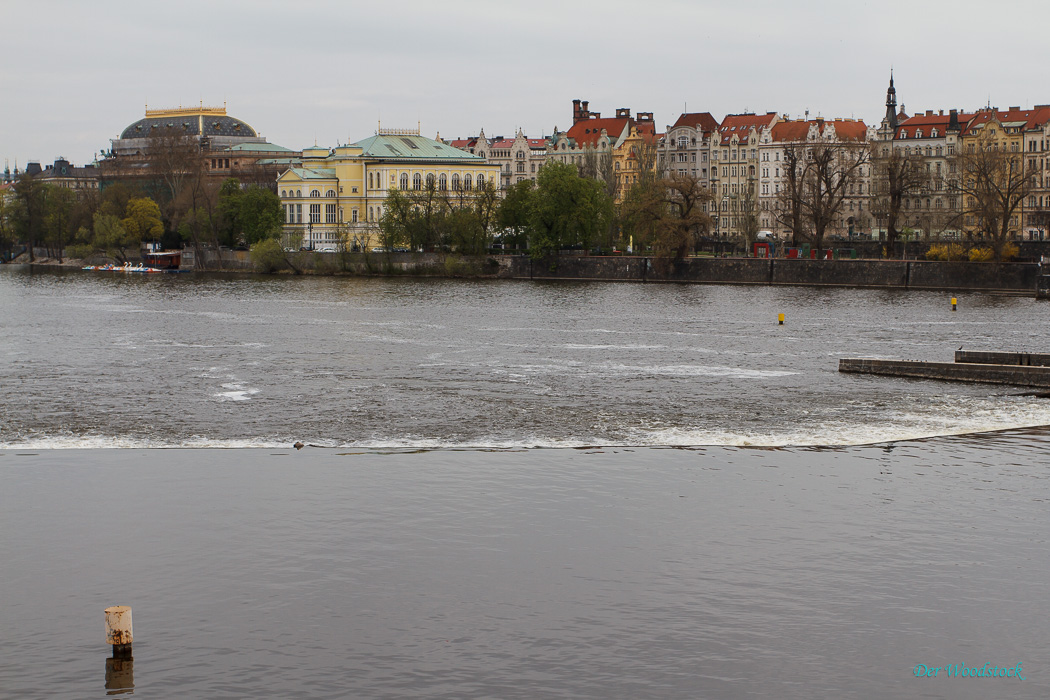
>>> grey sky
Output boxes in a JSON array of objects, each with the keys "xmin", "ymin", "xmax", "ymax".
[{"xmin": 4, "ymin": 0, "xmax": 1049, "ymax": 169}]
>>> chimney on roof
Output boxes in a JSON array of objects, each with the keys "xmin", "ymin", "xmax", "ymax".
[
  {"xmin": 637, "ymin": 112, "xmax": 653, "ymax": 122},
  {"xmin": 939, "ymin": 110, "xmax": 943, "ymax": 116},
  {"xmin": 591, "ymin": 112, "xmax": 600, "ymax": 119},
  {"xmin": 948, "ymin": 109, "xmax": 960, "ymax": 131},
  {"xmin": 581, "ymin": 100, "xmax": 590, "ymax": 120},
  {"xmin": 1010, "ymin": 106, "xmax": 1020, "ymax": 110},
  {"xmin": 616, "ymin": 108, "xmax": 630, "ymax": 118},
  {"xmin": 573, "ymin": 99, "xmax": 584, "ymax": 124},
  {"xmin": 926, "ymin": 110, "xmax": 933, "ymax": 116}
]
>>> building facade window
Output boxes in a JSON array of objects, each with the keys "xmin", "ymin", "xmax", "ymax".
[
  {"xmin": 309, "ymin": 203, "xmax": 320, "ymax": 223},
  {"xmin": 413, "ymin": 173, "xmax": 422, "ymax": 190},
  {"xmin": 325, "ymin": 204, "xmax": 336, "ymax": 223}
]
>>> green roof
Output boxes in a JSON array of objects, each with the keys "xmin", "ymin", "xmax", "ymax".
[
  {"xmin": 257, "ymin": 157, "xmax": 302, "ymax": 165},
  {"xmin": 351, "ymin": 133, "xmax": 484, "ymax": 161},
  {"xmin": 288, "ymin": 167, "xmax": 335, "ymax": 180},
  {"xmin": 227, "ymin": 142, "xmax": 294, "ymax": 153}
]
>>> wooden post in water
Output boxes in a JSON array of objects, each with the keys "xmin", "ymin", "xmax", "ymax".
[{"xmin": 105, "ymin": 606, "xmax": 133, "ymax": 658}]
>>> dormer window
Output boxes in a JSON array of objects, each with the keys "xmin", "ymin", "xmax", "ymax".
[
  {"xmin": 931, "ymin": 128, "xmax": 938, "ymax": 137},
  {"xmin": 915, "ymin": 129, "xmax": 923, "ymax": 138}
]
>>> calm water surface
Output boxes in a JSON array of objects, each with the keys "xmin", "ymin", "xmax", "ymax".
[{"xmin": 1, "ymin": 267, "xmax": 1048, "ymax": 698}]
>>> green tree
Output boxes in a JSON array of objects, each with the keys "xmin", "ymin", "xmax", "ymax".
[
  {"xmin": 12, "ymin": 174, "xmax": 46, "ymax": 261},
  {"xmin": 529, "ymin": 161, "xmax": 613, "ymax": 258},
  {"xmin": 217, "ymin": 179, "xmax": 283, "ymax": 246},
  {"xmin": 250, "ymin": 238, "xmax": 287, "ymax": 273},
  {"xmin": 498, "ymin": 180, "xmax": 535, "ymax": 250},
  {"xmin": 122, "ymin": 197, "xmax": 164, "ymax": 242},
  {"xmin": 42, "ymin": 185, "xmax": 77, "ymax": 262},
  {"xmin": 91, "ymin": 212, "xmax": 140, "ymax": 263},
  {"xmin": 0, "ymin": 191, "xmax": 16, "ymax": 259}
]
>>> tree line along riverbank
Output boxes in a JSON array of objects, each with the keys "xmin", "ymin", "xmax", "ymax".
[{"xmin": 10, "ymin": 249, "xmax": 1041, "ymax": 295}]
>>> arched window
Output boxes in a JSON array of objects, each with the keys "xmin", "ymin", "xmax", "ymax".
[
  {"xmin": 280, "ymin": 190, "xmax": 286, "ymax": 197},
  {"xmin": 464, "ymin": 174, "xmax": 472, "ymax": 190},
  {"xmin": 426, "ymin": 173, "xmax": 435, "ymax": 188},
  {"xmin": 439, "ymin": 174, "xmax": 447, "ymax": 190},
  {"xmin": 310, "ymin": 189, "xmax": 320, "ymax": 197},
  {"xmin": 477, "ymin": 174, "xmax": 485, "ymax": 188},
  {"xmin": 452, "ymin": 174, "xmax": 461, "ymax": 190},
  {"xmin": 369, "ymin": 173, "xmax": 373, "ymax": 189},
  {"xmin": 478, "ymin": 151, "xmax": 485, "ymax": 159},
  {"xmin": 296, "ymin": 189, "xmax": 301, "ymax": 197},
  {"xmin": 916, "ymin": 129, "xmax": 923, "ymax": 139},
  {"xmin": 400, "ymin": 173, "xmax": 409, "ymax": 190},
  {"xmin": 325, "ymin": 190, "xmax": 335, "ymax": 197},
  {"xmin": 413, "ymin": 173, "xmax": 422, "ymax": 190},
  {"xmin": 369, "ymin": 207, "xmax": 373, "ymax": 221}
]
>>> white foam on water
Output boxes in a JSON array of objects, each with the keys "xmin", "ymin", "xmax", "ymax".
[
  {"xmin": 596, "ymin": 362, "xmax": 798, "ymax": 379},
  {"xmin": 5, "ymin": 398, "xmax": 1050, "ymax": 451},
  {"xmin": 214, "ymin": 383, "xmax": 259, "ymax": 401},
  {"xmin": 560, "ymin": 344, "xmax": 667, "ymax": 350}
]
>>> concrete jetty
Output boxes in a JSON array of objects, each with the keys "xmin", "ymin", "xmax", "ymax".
[
  {"xmin": 954, "ymin": 351, "xmax": 1050, "ymax": 367},
  {"xmin": 839, "ymin": 357, "xmax": 1050, "ymax": 388}
]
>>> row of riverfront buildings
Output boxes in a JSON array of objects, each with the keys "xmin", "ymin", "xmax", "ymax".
[{"xmin": 6, "ymin": 78, "xmax": 1050, "ymax": 251}]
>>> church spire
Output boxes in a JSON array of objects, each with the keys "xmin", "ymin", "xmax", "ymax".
[{"xmin": 884, "ymin": 71, "xmax": 898, "ymax": 131}]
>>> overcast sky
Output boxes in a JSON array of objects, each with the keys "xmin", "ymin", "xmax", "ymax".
[{"xmin": 4, "ymin": 0, "xmax": 1050, "ymax": 169}]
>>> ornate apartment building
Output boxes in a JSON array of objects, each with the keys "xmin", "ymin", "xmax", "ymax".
[
  {"xmin": 757, "ymin": 118, "xmax": 873, "ymax": 239},
  {"xmin": 658, "ymin": 112, "xmax": 719, "ymax": 188},
  {"xmin": 710, "ymin": 112, "xmax": 779, "ymax": 239},
  {"xmin": 445, "ymin": 129, "xmax": 552, "ymax": 188},
  {"xmin": 551, "ymin": 100, "xmax": 655, "ymax": 174}
]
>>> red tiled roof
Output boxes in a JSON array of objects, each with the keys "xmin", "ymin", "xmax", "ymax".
[
  {"xmin": 527, "ymin": 138, "xmax": 548, "ymax": 149},
  {"xmin": 491, "ymin": 139, "xmax": 515, "ymax": 149},
  {"xmin": 770, "ymin": 119, "xmax": 867, "ymax": 143},
  {"xmin": 960, "ymin": 107, "xmax": 1050, "ymax": 136},
  {"xmin": 896, "ymin": 113, "xmax": 975, "ymax": 139},
  {"xmin": 448, "ymin": 138, "xmax": 476, "ymax": 149},
  {"xmin": 566, "ymin": 117, "xmax": 632, "ymax": 147},
  {"xmin": 718, "ymin": 113, "xmax": 777, "ymax": 145},
  {"xmin": 831, "ymin": 120, "xmax": 868, "ymax": 141},
  {"xmin": 672, "ymin": 112, "xmax": 719, "ymax": 133}
]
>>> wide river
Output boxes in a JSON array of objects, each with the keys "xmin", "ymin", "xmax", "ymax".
[{"xmin": 1, "ymin": 266, "xmax": 1048, "ymax": 698}]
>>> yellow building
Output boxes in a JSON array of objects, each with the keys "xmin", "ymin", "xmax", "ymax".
[
  {"xmin": 277, "ymin": 127, "xmax": 500, "ymax": 251},
  {"xmin": 612, "ymin": 123, "xmax": 660, "ymax": 202}
]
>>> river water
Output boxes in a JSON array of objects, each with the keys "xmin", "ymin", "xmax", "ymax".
[{"xmin": 1, "ymin": 266, "xmax": 1048, "ymax": 698}]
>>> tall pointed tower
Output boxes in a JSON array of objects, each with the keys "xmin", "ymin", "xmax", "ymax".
[{"xmin": 878, "ymin": 72, "xmax": 899, "ymax": 142}]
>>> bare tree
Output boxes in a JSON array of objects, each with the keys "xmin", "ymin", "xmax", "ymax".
[
  {"xmin": 869, "ymin": 143, "xmax": 927, "ymax": 257},
  {"xmin": 737, "ymin": 177, "xmax": 761, "ymax": 250},
  {"xmin": 579, "ymin": 148, "xmax": 617, "ymax": 199},
  {"xmin": 778, "ymin": 141, "xmax": 870, "ymax": 252},
  {"xmin": 619, "ymin": 171, "xmax": 712, "ymax": 258},
  {"xmin": 772, "ymin": 143, "xmax": 808, "ymax": 246},
  {"xmin": 143, "ymin": 127, "xmax": 200, "ymax": 210},
  {"xmin": 948, "ymin": 138, "xmax": 1034, "ymax": 260}
]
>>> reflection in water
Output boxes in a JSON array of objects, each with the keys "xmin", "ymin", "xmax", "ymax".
[{"xmin": 105, "ymin": 650, "xmax": 133, "ymax": 695}]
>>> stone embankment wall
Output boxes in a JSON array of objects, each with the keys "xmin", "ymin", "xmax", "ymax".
[{"xmin": 495, "ymin": 256, "xmax": 1040, "ymax": 293}]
